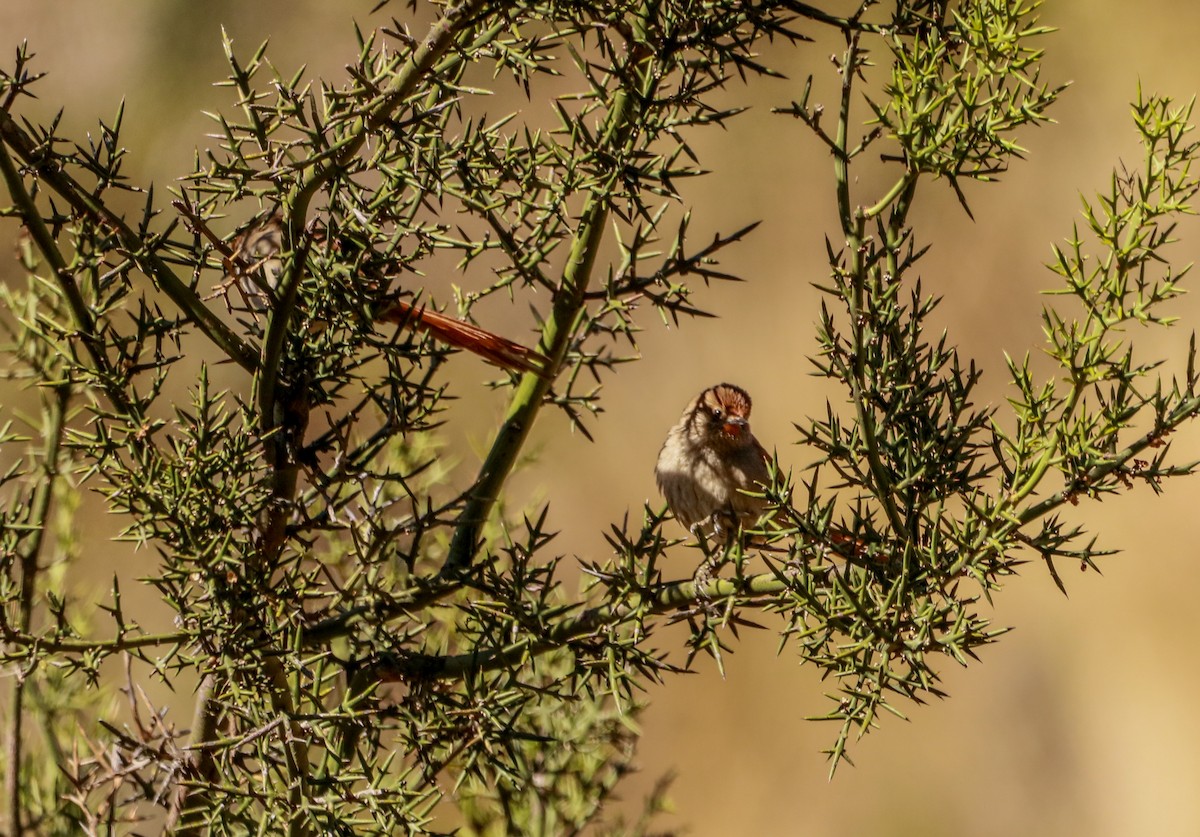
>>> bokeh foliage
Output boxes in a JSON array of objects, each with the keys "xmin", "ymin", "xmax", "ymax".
[{"xmin": 1, "ymin": 0, "xmax": 1199, "ymax": 833}]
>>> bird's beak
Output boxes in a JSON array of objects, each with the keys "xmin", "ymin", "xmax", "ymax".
[{"xmin": 722, "ymin": 416, "xmax": 747, "ymax": 437}]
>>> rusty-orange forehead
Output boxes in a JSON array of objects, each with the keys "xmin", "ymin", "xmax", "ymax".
[{"xmin": 701, "ymin": 383, "xmax": 752, "ymax": 417}]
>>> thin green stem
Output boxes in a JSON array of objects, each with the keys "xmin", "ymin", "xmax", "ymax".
[
  {"xmin": 172, "ymin": 10, "xmax": 489, "ymax": 832},
  {"xmin": 0, "ymin": 139, "xmax": 102, "ymax": 370},
  {"xmin": 1007, "ymin": 376, "xmax": 1086, "ymax": 507},
  {"xmin": 3, "ymin": 385, "xmax": 68, "ymax": 837},
  {"xmin": 833, "ymin": 33, "xmax": 856, "ymax": 231},
  {"xmin": 287, "ymin": 0, "xmax": 487, "ymax": 229},
  {"xmin": 261, "ymin": 657, "xmax": 311, "ymax": 837},
  {"xmin": 863, "ymin": 171, "xmax": 919, "ymax": 220},
  {"xmin": 167, "ymin": 675, "xmax": 220, "ymax": 836},
  {"xmin": 0, "ymin": 627, "xmax": 192, "ymax": 657},
  {"xmin": 303, "ymin": 583, "xmax": 461, "ymax": 646},
  {"xmin": 256, "ymin": 227, "xmax": 310, "ymax": 453},
  {"xmin": 375, "ymin": 570, "xmax": 791, "ymax": 683},
  {"xmin": 261, "ymin": 0, "xmax": 489, "ymax": 417},
  {"xmin": 439, "ymin": 43, "xmax": 652, "ymax": 579},
  {"xmin": 946, "ymin": 388, "xmax": 1200, "ymax": 580},
  {"xmin": 1018, "ymin": 393, "xmax": 1198, "ymax": 524},
  {"xmin": 255, "ymin": 1, "xmax": 487, "ymax": 567},
  {"xmin": 0, "ymin": 109, "xmax": 258, "ymax": 371},
  {"xmin": 782, "ymin": 1, "xmax": 887, "ymax": 33},
  {"xmin": 832, "ymin": 31, "xmax": 909, "ymax": 538}
]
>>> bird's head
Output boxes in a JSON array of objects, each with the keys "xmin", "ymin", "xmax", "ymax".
[{"xmin": 692, "ymin": 383, "xmax": 754, "ymax": 448}]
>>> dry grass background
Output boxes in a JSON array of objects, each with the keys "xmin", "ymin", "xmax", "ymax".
[{"xmin": 4, "ymin": 3, "xmax": 1200, "ymax": 834}]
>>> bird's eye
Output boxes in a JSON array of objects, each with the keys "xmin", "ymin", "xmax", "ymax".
[{"xmin": 710, "ymin": 407, "xmax": 723, "ymax": 419}]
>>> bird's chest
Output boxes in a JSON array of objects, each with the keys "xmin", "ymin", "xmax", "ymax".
[{"xmin": 690, "ymin": 444, "xmax": 759, "ymax": 503}]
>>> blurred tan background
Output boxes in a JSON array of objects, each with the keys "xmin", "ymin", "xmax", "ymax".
[{"xmin": 5, "ymin": 3, "xmax": 1200, "ymax": 835}]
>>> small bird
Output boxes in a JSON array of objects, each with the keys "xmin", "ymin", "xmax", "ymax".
[
  {"xmin": 220, "ymin": 212, "xmax": 549, "ymax": 377},
  {"xmin": 655, "ymin": 384, "xmax": 886, "ymax": 581},
  {"xmin": 226, "ymin": 212, "xmax": 284, "ymax": 310},
  {"xmin": 655, "ymin": 383, "xmax": 771, "ymax": 542}
]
